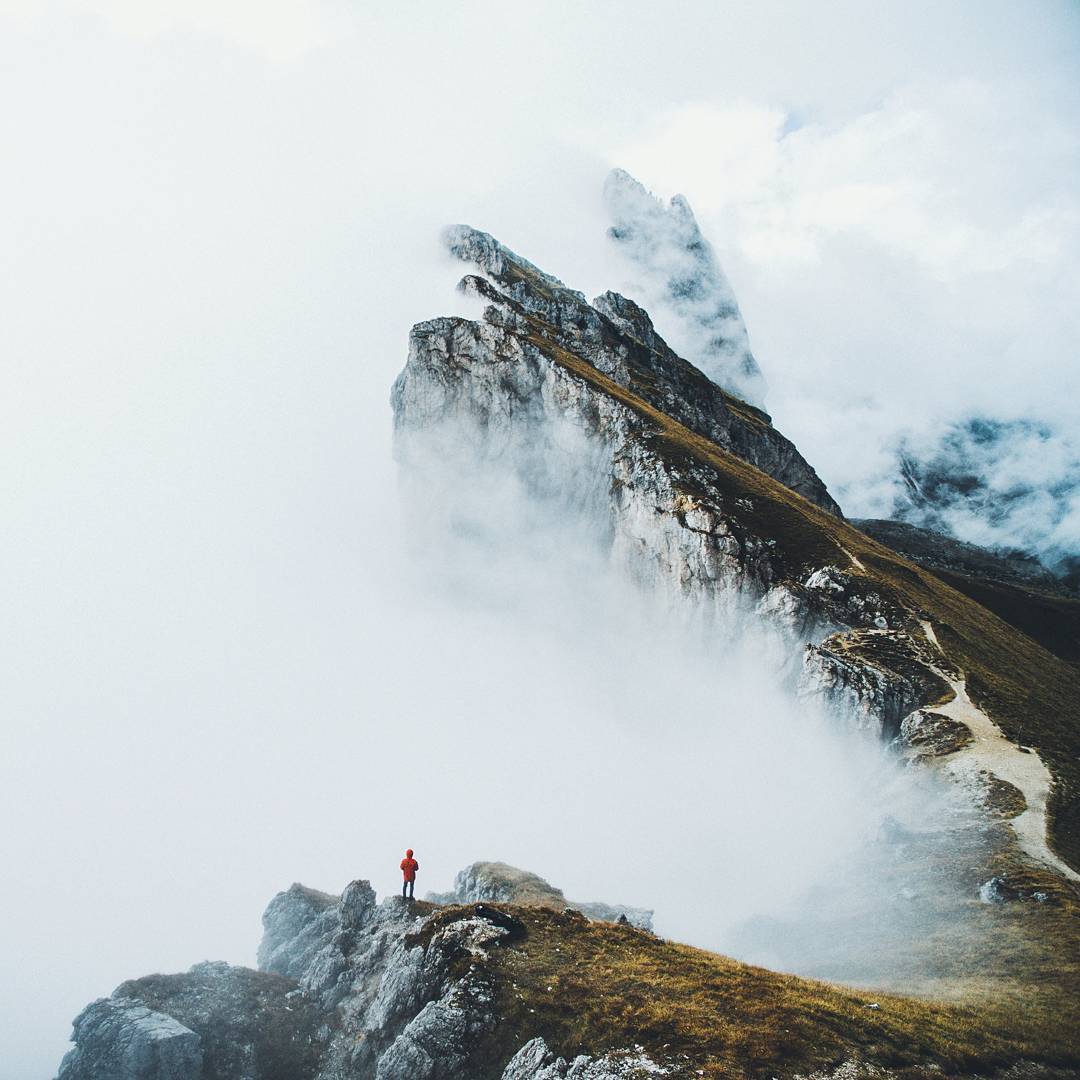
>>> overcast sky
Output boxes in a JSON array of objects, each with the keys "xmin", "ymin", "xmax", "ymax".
[{"xmin": 3, "ymin": 3, "xmax": 1079, "ymax": 1077}]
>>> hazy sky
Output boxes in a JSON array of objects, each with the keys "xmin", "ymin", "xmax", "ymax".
[{"xmin": 3, "ymin": 3, "xmax": 1079, "ymax": 1077}]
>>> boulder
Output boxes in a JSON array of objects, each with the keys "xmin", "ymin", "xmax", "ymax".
[{"xmin": 57, "ymin": 998, "xmax": 202, "ymax": 1080}]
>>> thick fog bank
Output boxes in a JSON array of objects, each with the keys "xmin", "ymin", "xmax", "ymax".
[{"xmin": 394, "ymin": 414, "xmax": 988, "ymax": 980}]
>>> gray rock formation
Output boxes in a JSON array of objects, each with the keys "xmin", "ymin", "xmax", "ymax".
[
  {"xmin": 898, "ymin": 709, "xmax": 973, "ymax": 758},
  {"xmin": 603, "ymin": 168, "xmax": 766, "ymax": 408},
  {"xmin": 501, "ymin": 1037, "xmax": 669, "ymax": 1078},
  {"xmin": 258, "ymin": 882, "xmax": 341, "ymax": 978},
  {"xmin": 57, "ymin": 998, "xmax": 202, "ymax": 1080},
  {"xmin": 104, "ymin": 961, "xmax": 326, "ymax": 1080},
  {"xmin": 801, "ymin": 629, "xmax": 951, "ymax": 739},
  {"xmin": 427, "ymin": 861, "xmax": 654, "ymax": 931}
]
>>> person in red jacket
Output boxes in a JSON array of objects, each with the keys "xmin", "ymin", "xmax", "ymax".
[{"xmin": 400, "ymin": 849, "xmax": 419, "ymax": 900}]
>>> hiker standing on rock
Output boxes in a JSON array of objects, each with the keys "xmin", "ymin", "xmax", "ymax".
[{"xmin": 400, "ymin": 849, "xmax": 419, "ymax": 900}]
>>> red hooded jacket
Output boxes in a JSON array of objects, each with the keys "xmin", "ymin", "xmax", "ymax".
[{"xmin": 400, "ymin": 850, "xmax": 418, "ymax": 882}]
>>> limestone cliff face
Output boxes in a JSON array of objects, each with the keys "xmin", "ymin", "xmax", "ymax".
[
  {"xmin": 392, "ymin": 225, "xmax": 924, "ymax": 735},
  {"xmin": 424, "ymin": 224, "xmax": 839, "ymax": 516}
]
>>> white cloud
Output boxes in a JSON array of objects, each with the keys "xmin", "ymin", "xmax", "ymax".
[
  {"xmin": 1, "ymin": 0, "xmax": 343, "ymax": 60},
  {"xmin": 619, "ymin": 79, "xmax": 1080, "ymax": 279},
  {"xmin": 615, "ymin": 76, "xmax": 1080, "ymax": 539}
]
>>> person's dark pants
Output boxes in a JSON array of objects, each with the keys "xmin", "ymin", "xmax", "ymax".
[{"xmin": 402, "ymin": 879, "xmax": 414, "ymax": 899}]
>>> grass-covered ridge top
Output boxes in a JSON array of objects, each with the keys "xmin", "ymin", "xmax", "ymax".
[{"xmin": 425, "ymin": 903, "xmax": 1080, "ymax": 1078}]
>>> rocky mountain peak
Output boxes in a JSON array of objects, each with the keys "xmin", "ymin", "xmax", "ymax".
[
  {"xmin": 602, "ymin": 168, "xmax": 766, "ymax": 407},
  {"xmin": 394, "ymin": 205, "xmax": 1080, "ymax": 885},
  {"xmin": 421, "ymin": 220, "xmax": 840, "ymax": 515}
]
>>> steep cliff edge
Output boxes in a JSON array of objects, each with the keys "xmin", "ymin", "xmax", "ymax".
[
  {"xmin": 432, "ymin": 223, "xmax": 839, "ymax": 516},
  {"xmin": 392, "ymin": 223, "xmax": 1080, "ymax": 879},
  {"xmin": 57, "ymin": 874, "xmax": 1080, "ymax": 1079}
]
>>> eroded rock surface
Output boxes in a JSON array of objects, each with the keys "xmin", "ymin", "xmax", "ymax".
[
  {"xmin": 427, "ymin": 862, "xmax": 653, "ymax": 931},
  {"xmin": 501, "ymin": 1036, "xmax": 669, "ymax": 1078},
  {"xmin": 433, "ymin": 223, "xmax": 839, "ymax": 516},
  {"xmin": 899, "ymin": 710, "xmax": 974, "ymax": 758},
  {"xmin": 391, "ymin": 230, "xmax": 955, "ymax": 741},
  {"xmin": 57, "ymin": 998, "xmax": 202, "ymax": 1080}
]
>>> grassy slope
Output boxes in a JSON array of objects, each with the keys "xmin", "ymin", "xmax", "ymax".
[
  {"xmin": 526, "ymin": 326, "xmax": 1080, "ymax": 875},
  {"xmin": 429, "ymin": 905, "xmax": 1080, "ymax": 1079},
  {"xmin": 927, "ymin": 568, "xmax": 1080, "ymax": 666}
]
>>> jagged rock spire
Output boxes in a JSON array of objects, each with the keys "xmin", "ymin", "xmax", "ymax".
[
  {"xmin": 603, "ymin": 168, "xmax": 767, "ymax": 408},
  {"xmin": 424, "ymin": 221, "xmax": 840, "ymax": 515}
]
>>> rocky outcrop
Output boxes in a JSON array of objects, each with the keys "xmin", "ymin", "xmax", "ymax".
[
  {"xmin": 57, "ymin": 880, "xmax": 658, "ymax": 1080},
  {"xmin": 58, "ymin": 998, "xmax": 202, "ymax": 1080},
  {"xmin": 501, "ymin": 1037, "xmax": 669, "ymax": 1078},
  {"xmin": 258, "ymin": 882, "xmax": 341, "ymax": 979},
  {"xmin": 898, "ymin": 709, "xmax": 974, "ymax": 758},
  {"xmin": 801, "ymin": 629, "xmax": 952, "ymax": 739},
  {"xmin": 57, "ymin": 885, "xmax": 468, "ymax": 1079},
  {"xmin": 427, "ymin": 862, "xmax": 654, "ymax": 931},
  {"xmin": 109, "ymin": 962, "xmax": 326, "ymax": 1080},
  {"xmin": 603, "ymin": 169, "xmax": 766, "ymax": 408}
]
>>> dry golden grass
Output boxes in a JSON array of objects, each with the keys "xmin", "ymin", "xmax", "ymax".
[{"xmin": 425, "ymin": 905, "xmax": 1080, "ymax": 1078}]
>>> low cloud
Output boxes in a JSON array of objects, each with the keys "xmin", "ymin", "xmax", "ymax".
[
  {"xmin": 615, "ymin": 78, "xmax": 1080, "ymax": 569},
  {"xmin": 890, "ymin": 417, "xmax": 1080, "ymax": 577}
]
